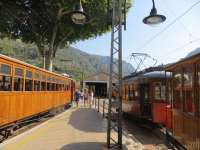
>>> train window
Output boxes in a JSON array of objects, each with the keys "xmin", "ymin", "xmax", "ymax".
[
  {"xmin": 66, "ymin": 85, "xmax": 69, "ymax": 91},
  {"xmin": 41, "ymin": 82, "xmax": 46, "ymax": 91},
  {"xmin": 42, "ymin": 75, "xmax": 46, "ymax": 81},
  {"xmin": 0, "ymin": 64, "xmax": 11, "ymax": 75},
  {"xmin": 183, "ymin": 68, "xmax": 194, "ymax": 114},
  {"xmin": 62, "ymin": 84, "xmax": 64, "ymax": 91},
  {"xmin": 15, "ymin": 68, "xmax": 23, "ymax": 77},
  {"xmin": 14, "ymin": 77, "xmax": 23, "ymax": 91},
  {"xmin": 14, "ymin": 68, "xmax": 24, "ymax": 91},
  {"xmin": 0, "ymin": 76, "xmax": 12, "ymax": 91},
  {"xmin": 25, "ymin": 79, "xmax": 33, "ymax": 91},
  {"xmin": 34, "ymin": 80, "xmax": 40, "ymax": 91},
  {"xmin": 56, "ymin": 84, "xmax": 59, "ymax": 91},
  {"xmin": 128, "ymin": 86, "xmax": 131, "ymax": 100},
  {"xmin": 47, "ymin": 82, "xmax": 52, "ymax": 91},
  {"xmin": 173, "ymin": 70, "xmax": 182, "ymax": 110},
  {"xmin": 52, "ymin": 83, "xmax": 56, "ymax": 91},
  {"xmin": 34, "ymin": 73, "xmax": 40, "ymax": 80},
  {"xmin": 154, "ymin": 82, "xmax": 166, "ymax": 100},
  {"xmin": 26, "ymin": 70, "xmax": 32, "ymax": 78}
]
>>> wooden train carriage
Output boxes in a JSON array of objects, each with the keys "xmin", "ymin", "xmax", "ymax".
[
  {"xmin": 0, "ymin": 54, "xmax": 74, "ymax": 129},
  {"xmin": 122, "ymin": 69, "xmax": 172, "ymax": 127},
  {"xmin": 166, "ymin": 53, "xmax": 200, "ymax": 149}
]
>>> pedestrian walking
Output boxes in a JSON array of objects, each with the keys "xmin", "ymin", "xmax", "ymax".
[{"xmin": 74, "ymin": 89, "xmax": 81, "ymax": 107}]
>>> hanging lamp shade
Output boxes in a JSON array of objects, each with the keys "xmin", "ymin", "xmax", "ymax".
[
  {"xmin": 143, "ymin": 0, "xmax": 166, "ymax": 25},
  {"xmin": 70, "ymin": 0, "xmax": 88, "ymax": 25}
]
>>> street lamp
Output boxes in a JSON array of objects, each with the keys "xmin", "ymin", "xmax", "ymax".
[
  {"xmin": 70, "ymin": 0, "xmax": 88, "ymax": 25},
  {"xmin": 143, "ymin": 0, "xmax": 166, "ymax": 25}
]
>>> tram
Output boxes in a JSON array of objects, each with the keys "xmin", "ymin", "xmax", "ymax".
[
  {"xmin": 122, "ymin": 66, "xmax": 172, "ymax": 128},
  {"xmin": 0, "ymin": 54, "xmax": 75, "ymax": 135},
  {"xmin": 166, "ymin": 52, "xmax": 200, "ymax": 149}
]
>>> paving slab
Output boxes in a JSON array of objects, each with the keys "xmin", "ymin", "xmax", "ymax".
[{"xmin": 0, "ymin": 103, "xmax": 144, "ymax": 150}]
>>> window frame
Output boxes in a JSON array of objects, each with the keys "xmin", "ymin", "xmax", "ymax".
[
  {"xmin": 25, "ymin": 70, "xmax": 33, "ymax": 91},
  {"xmin": 14, "ymin": 67, "xmax": 24, "ymax": 91},
  {"xmin": 0, "ymin": 63, "xmax": 12, "ymax": 91}
]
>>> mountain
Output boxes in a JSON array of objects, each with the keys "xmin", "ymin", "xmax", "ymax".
[{"xmin": 0, "ymin": 39, "xmax": 134, "ymax": 80}]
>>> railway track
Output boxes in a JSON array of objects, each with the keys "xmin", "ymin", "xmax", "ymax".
[{"xmin": 123, "ymin": 118, "xmax": 172, "ymax": 150}]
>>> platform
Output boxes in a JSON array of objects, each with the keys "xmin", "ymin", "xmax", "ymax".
[{"xmin": 0, "ymin": 103, "xmax": 144, "ymax": 150}]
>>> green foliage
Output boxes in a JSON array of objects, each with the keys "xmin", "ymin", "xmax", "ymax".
[{"xmin": 0, "ymin": 0, "xmax": 132, "ymax": 70}]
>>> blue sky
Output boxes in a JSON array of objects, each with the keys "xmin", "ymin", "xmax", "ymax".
[{"xmin": 72, "ymin": 0, "xmax": 200, "ymax": 68}]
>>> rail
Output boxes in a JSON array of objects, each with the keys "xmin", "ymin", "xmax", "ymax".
[{"xmin": 93, "ymin": 97, "xmax": 109, "ymax": 119}]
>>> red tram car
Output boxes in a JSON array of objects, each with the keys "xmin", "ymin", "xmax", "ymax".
[
  {"xmin": 0, "ymin": 54, "xmax": 75, "ymax": 138},
  {"xmin": 122, "ymin": 67, "xmax": 172, "ymax": 128}
]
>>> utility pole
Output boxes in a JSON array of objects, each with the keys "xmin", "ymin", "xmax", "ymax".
[{"xmin": 107, "ymin": 0, "xmax": 123, "ymax": 149}]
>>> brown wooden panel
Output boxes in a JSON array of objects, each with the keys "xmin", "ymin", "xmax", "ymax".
[
  {"xmin": 0, "ymin": 91, "xmax": 71, "ymax": 127},
  {"xmin": 172, "ymin": 110, "xmax": 184, "ymax": 143},
  {"xmin": 173, "ymin": 109, "xmax": 200, "ymax": 148}
]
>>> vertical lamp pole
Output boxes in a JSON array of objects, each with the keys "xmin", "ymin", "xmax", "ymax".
[
  {"xmin": 107, "ymin": 0, "xmax": 166, "ymax": 148},
  {"xmin": 107, "ymin": 0, "xmax": 123, "ymax": 148}
]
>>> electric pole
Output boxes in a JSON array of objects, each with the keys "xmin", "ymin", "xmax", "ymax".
[{"xmin": 107, "ymin": 0, "xmax": 124, "ymax": 149}]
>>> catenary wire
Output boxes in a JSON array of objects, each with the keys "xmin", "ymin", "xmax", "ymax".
[{"xmin": 137, "ymin": 0, "xmax": 200, "ymax": 52}]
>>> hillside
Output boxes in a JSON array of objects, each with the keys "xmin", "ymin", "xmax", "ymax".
[{"xmin": 0, "ymin": 38, "xmax": 134, "ymax": 80}]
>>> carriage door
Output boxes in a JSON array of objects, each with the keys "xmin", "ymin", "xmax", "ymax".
[{"xmin": 140, "ymin": 84, "xmax": 151, "ymax": 117}]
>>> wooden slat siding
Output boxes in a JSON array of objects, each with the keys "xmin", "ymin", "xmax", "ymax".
[
  {"xmin": 0, "ymin": 91, "xmax": 71, "ymax": 127},
  {"xmin": 172, "ymin": 110, "xmax": 184, "ymax": 143}
]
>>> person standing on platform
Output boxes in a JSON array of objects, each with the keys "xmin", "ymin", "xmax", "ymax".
[
  {"xmin": 74, "ymin": 89, "xmax": 81, "ymax": 107},
  {"xmin": 88, "ymin": 90, "xmax": 92, "ymax": 108},
  {"xmin": 91, "ymin": 90, "xmax": 94, "ymax": 105},
  {"xmin": 84, "ymin": 89, "xmax": 88, "ymax": 106}
]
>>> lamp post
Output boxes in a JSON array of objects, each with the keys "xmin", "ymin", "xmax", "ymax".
[
  {"xmin": 107, "ymin": 0, "xmax": 166, "ymax": 149},
  {"xmin": 143, "ymin": 0, "xmax": 166, "ymax": 25}
]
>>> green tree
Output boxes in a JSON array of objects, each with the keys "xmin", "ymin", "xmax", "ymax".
[{"xmin": 0, "ymin": 0, "xmax": 131, "ymax": 71}]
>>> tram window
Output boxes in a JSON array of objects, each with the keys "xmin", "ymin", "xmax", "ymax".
[
  {"xmin": 41, "ymin": 82, "xmax": 46, "ymax": 91},
  {"xmin": 52, "ymin": 83, "xmax": 56, "ymax": 91},
  {"xmin": 128, "ymin": 86, "xmax": 131, "ymax": 100},
  {"xmin": 66, "ymin": 85, "xmax": 69, "ymax": 91},
  {"xmin": 15, "ymin": 68, "xmax": 23, "ymax": 76},
  {"xmin": 154, "ymin": 82, "xmax": 166, "ymax": 100},
  {"xmin": 34, "ymin": 80, "xmax": 40, "ymax": 91},
  {"xmin": 0, "ymin": 76, "xmax": 12, "ymax": 91},
  {"xmin": 62, "ymin": 84, "xmax": 64, "ymax": 91},
  {"xmin": 183, "ymin": 68, "xmax": 194, "ymax": 113},
  {"xmin": 25, "ymin": 79, "xmax": 33, "ymax": 91},
  {"xmin": 47, "ymin": 82, "xmax": 52, "ymax": 91},
  {"xmin": 55, "ymin": 84, "xmax": 58, "ymax": 91},
  {"xmin": 1, "ymin": 64, "xmax": 11, "ymax": 75},
  {"xmin": 173, "ymin": 71, "xmax": 182, "ymax": 109},
  {"xmin": 59, "ymin": 84, "xmax": 62, "ymax": 91},
  {"xmin": 14, "ymin": 77, "xmax": 23, "ymax": 91},
  {"xmin": 26, "ymin": 70, "xmax": 32, "ymax": 78}
]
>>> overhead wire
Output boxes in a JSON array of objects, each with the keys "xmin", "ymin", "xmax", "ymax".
[
  {"xmin": 162, "ymin": 0, "xmax": 197, "ymax": 40},
  {"xmin": 137, "ymin": 0, "xmax": 200, "ymax": 52},
  {"xmin": 159, "ymin": 37, "xmax": 200, "ymax": 58}
]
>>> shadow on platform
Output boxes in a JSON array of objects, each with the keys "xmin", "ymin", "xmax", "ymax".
[
  {"xmin": 60, "ymin": 142, "xmax": 105, "ymax": 150},
  {"xmin": 60, "ymin": 142, "xmax": 128, "ymax": 150},
  {"xmin": 68, "ymin": 108, "xmax": 106, "ymax": 132}
]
